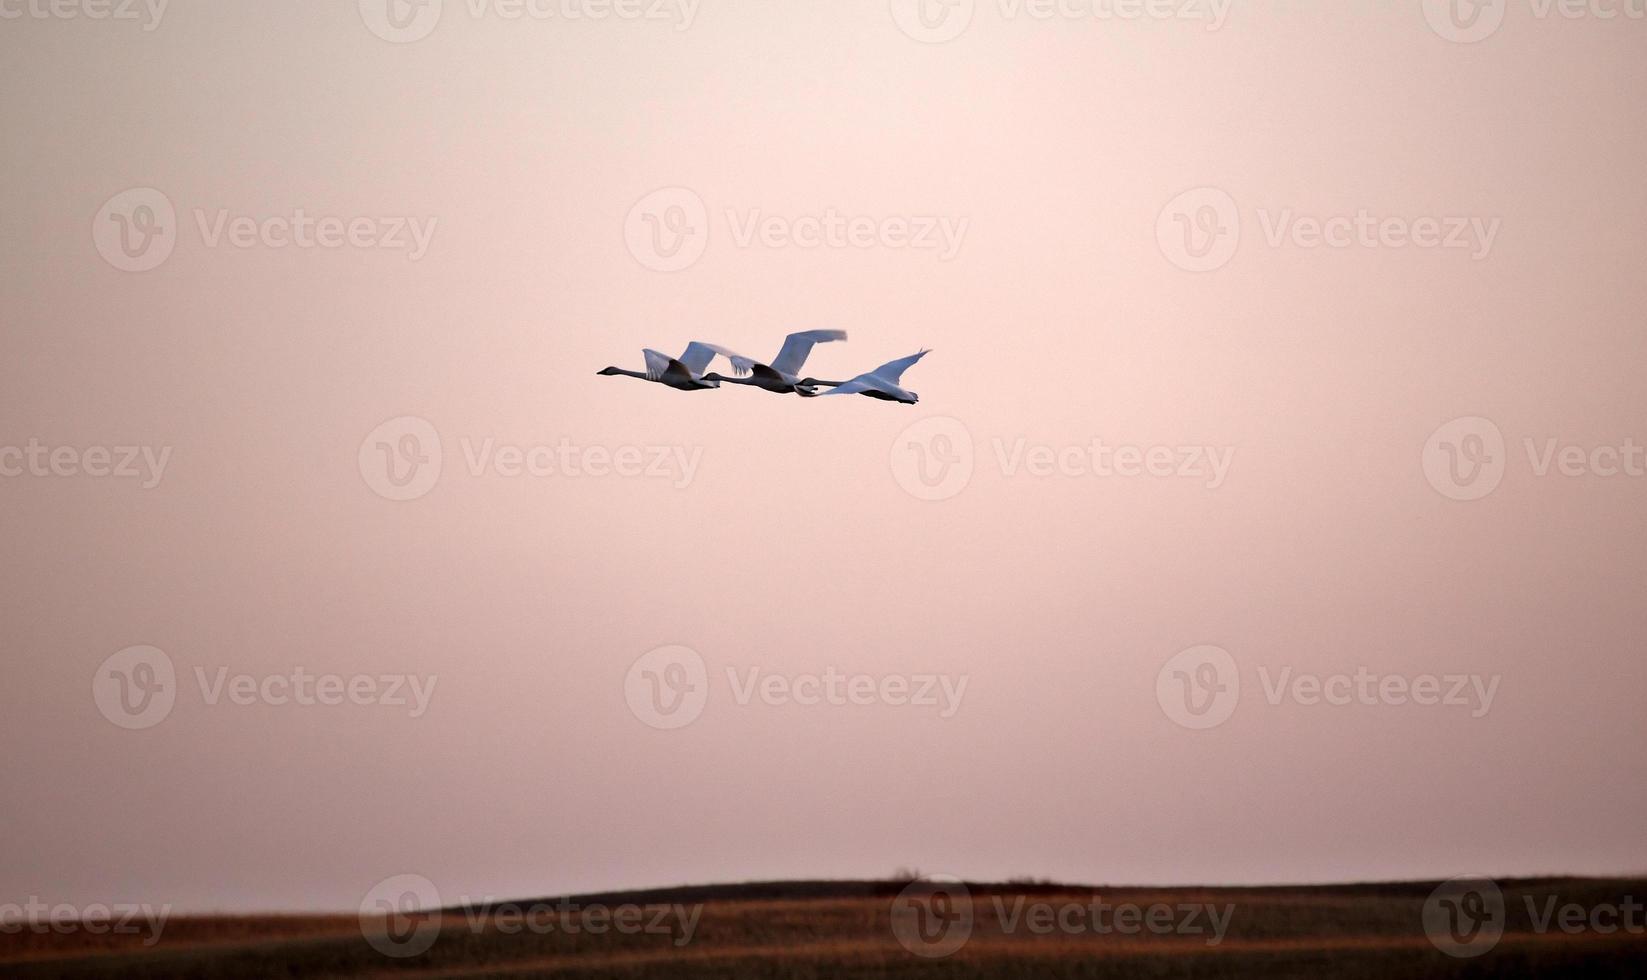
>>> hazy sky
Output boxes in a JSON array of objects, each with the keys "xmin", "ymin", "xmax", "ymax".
[{"xmin": 2, "ymin": 0, "xmax": 1645, "ymax": 913}]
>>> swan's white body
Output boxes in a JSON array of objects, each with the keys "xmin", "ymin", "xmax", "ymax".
[
  {"xmin": 815, "ymin": 350, "xmax": 929, "ymax": 404},
  {"xmin": 597, "ymin": 342, "xmax": 749, "ymax": 391},
  {"xmin": 703, "ymin": 329, "xmax": 847, "ymax": 396}
]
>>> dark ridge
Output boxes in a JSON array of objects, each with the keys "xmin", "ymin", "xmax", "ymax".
[{"xmin": 447, "ymin": 875, "xmax": 1647, "ymax": 914}]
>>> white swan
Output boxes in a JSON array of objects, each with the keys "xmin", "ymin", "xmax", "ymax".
[
  {"xmin": 703, "ymin": 329, "xmax": 847, "ymax": 396},
  {"xmin": 597, "ymin": 342, "xmax": 750, "ymax": 392},
  {"xmin": 814, "ymin": 349, "xmax": 930, "ymax": 404}
]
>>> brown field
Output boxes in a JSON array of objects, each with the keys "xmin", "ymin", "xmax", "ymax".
[{"xmin": 4, "ymin": 878, "xmax": 1644, "ymax": 978}]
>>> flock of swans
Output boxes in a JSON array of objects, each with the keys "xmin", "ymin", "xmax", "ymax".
[{"xmin": 598, "ymin": 330, "xmax": 929, "ymax": 404}]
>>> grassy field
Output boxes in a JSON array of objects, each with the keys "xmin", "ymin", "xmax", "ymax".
[{"xmin": 4, "ymin": 877, "xmax": 1643, "ymax": 978}]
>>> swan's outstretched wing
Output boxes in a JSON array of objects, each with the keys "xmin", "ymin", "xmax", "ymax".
[
  {"xmin": 815, "ymin": 376, "xmax": 875, "ymax": 397},
  {"xmin": 642, "ymin": 348, "xmax": 674, "ymax": 382},
  {"xmin": 871, "ymin": 349, "xmax": 930, "ymax": 384},
  {"xmin": 770, "ymin": 330, "xmax": 848, "ymax": 377},
  {"xmin": 678, "ymin": 342, "xmax": 754, "ymax": 377}
]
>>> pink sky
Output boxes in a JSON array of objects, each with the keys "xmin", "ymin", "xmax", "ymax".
[{"xmin": 2, "ymin": 0, "xmax": 1644, "ymax": 913}]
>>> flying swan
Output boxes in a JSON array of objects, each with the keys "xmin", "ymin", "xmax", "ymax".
[
  {"xmin": 596, "ymin": 342, "xmax": 750, "ymax": 392},
  {"xmin": 702, "ymin": 329, "xmax": 848, "ymax": 396},
  {"xmin": 814, "ymin": 350, "xmax": 930, "ymax": 405}
]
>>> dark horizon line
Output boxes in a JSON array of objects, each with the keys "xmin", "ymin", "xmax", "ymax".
[{"xmin": 153, "ymin": 872, "xmax": 1647, "ymax": 919}]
